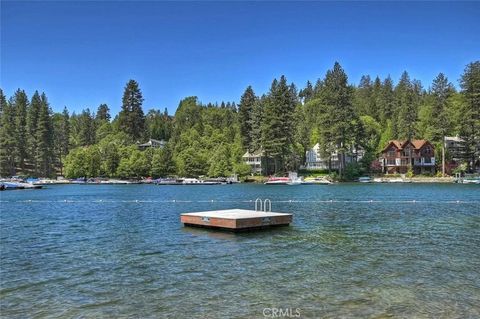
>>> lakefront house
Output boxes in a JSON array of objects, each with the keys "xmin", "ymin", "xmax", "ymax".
[
  {"xmin": 138, "ymin": 138, "xmax": 166, "ymax": 150},
  {"xmin": 242, "ymin": 149, "xmax": 264, "ymax": 174},
  {"xmin": 380, "ymin": 140, "xmax": 435, "ymax": 174},
  {"xmin": 302, "ymin": 143, "xmax": 364, "ymax": 170}
]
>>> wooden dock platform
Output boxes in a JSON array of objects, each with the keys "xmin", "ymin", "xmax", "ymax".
[{"xmin": 181, "ymin": 209, "xmax": 292, "ymax": 231}]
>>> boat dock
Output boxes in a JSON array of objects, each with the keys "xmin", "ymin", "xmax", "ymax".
[
  {"xmin": 181, "ymin": 199, "xmax": 292, "ymax": 231},
  {"xmin": 181, "ymin": 209, "xmax": 292, "ymax": 231}
]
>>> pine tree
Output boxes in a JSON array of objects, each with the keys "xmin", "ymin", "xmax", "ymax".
[
  {"xmin": 96, "ymin": 103, "xmax": 111, "ymax": 122},
  {"xmin": 53, "ymin": 107, "xmax": 70, "ymax": 175},
  {"xmin": 317, "ymin": 62, "xmax": 357, "ymax": 177},
  {"xmin": 371, "ymin": 76, "xmax": 383, "ymax": 122},
  {"xmin": 354, "ymin": 75, "xmax": 373, "ymax": 117},
  {"xmin": 430, "ymin": 73, "xmax": 454, "ymax": 142},
  {"xmin": 299, "ymin": 81, "xmax": 314, "ymax": 104},
  {"xmin": 0, "ymin": 89, "xmax": 5, "ymax": 115},
  {"xmin": 238, "ymin": 86, "xmax": 257, "ymax": 151},
  {"xmin": 11, "ymin": 89, "xmax": 29, "ymax": 171},
  {"xmin": 250, "ymin": 96, "xmax": 264, "ymax": 153},
  {"xmin": 0, "ymin": 89, "xmax": 16, "ymax": 176},
  {"xmin": 261, "ymin": 76, "xmax": 297, "ymax": 173},
  {"xmin": 78, "ymin": 109, "xmax": 96, "ymax": 146},
  {"xmin": 35, "ymin": 93, "xmax": 54, "ymax": 177},
  {"xmin": 459, "ymin": 61, "xmax": 480, "ymax": 172},
  {"xmin": 27, "ymin": 91, "xmax": 42, "ymax": 172},
  {"xmin": 395, "ymin": 71, "xmax": 420, "ymax": 139},
  {"xmin": 378, "ymin": 76, "xmax": 395, "ymax": 126},
  {"xmin": 118, "ymin": 80, "xmax": 145, "ymax": 141}
]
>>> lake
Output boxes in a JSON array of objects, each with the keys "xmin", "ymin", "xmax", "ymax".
[{"xmin": 1, "ymin": 184, "xmax": 479, "ymax": 318}]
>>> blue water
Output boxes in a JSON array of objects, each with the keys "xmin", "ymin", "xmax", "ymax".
[{"xmin": 1, "ymin": 184, "xmax": 479, "ymax": 318}]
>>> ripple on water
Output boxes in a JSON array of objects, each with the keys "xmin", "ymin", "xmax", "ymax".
[{"xmin": 0, "ymin": 184, "xmax": 479, "ymax": 318}]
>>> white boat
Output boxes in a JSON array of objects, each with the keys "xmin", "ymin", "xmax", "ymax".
[
  {"xmin": 0, "ymin": 182, "xmax": 42, "ymax": 190},
  {"xmin": 388, "ymin": 178, "xmax": 405, "ymax": 183},
  {"xmin": 182, "ymin": 178, "xmax": 220, "ymax": 185},
  {"xmin": 462, "ymin": 178, "xmax": 480, "ymax": 184},
  {"xmin": 302, "ymin": 177, "xmax": 332, "ymax": 185},
  {"xmin": 264, "ymin": 177, "xmax": 290, "ymax": 185},
  {"xmin": 287, "ymin": 180, "xmax": 302, "ymax": 186},
  {"xmin": 358, "ymin": 176, "xmax": 372, "ymax": 183}
]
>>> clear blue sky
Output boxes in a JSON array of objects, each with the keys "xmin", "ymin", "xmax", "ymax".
[{"xmin": 1, "ymin": 1, "xmax": 479, "ymax": 115}]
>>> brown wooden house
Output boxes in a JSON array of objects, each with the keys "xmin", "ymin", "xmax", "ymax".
[{"xmin": 380, "ymin": 140, "xmax": 436, "ymax": 174}]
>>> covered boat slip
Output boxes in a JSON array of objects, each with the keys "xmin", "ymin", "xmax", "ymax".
[{"xmin": 181, "ymin": 209, "xmax": 293, "ymax": 231}]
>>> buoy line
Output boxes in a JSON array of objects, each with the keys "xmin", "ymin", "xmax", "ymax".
[{"xmin": 1, "ymin": 199, "xmax": 480, "ymax": 204}]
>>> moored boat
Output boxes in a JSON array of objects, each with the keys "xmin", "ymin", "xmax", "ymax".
[
  {"xmin": 462, "ymin": 177, "xmax": 480, "ymax": 184},
  {"xmin": 286, "ymin": 180, "xmax": 302, "ymax": 185},
  {"xmin": 0, "ymin": 182, "xmax": 25, "ymax": 190},
  {"xmin": 302, "ymin": 177, "xmax": 332, "ymax": 185},
  {"xmin": 358, "ymin": 176, "xmax": 372, "ymax": 183},
  {"xmin": 264, "ymin": 177, "xmax": 290, "ymax": 185},
  {"xmin": 182, "ymin": 178, "xmax": 221, "ymax": 185},
  {"xmin": 155, "ymin": 178, "xmax": 183, "ymax": 185}
]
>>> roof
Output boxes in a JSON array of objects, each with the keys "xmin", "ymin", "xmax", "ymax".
[
  {"xmin": 242, "ymin": 149, "xmax": 264, "ymax": 157},
  {"xmin": 138, "ymin": 138, "xmax": 166, "ymax": 147},
  {"xmin": 445, "ymin": 136, "xmax": 465, "ymax": 142},
  {"xmin": 382, "ymin": 139, "xmax": 433, "ymax": 152}
]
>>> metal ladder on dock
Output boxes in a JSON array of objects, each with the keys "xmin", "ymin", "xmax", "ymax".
[{"xmin": 255, "ymin": 198, "xmax": 271, "ymax": 212}]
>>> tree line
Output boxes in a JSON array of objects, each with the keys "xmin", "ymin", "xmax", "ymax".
[{"xmin": 0, "ymin": 61, "xmax": 479, "ymax": 179}]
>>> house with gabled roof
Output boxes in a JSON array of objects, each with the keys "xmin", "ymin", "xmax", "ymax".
[
  {"xmin": 138, "ymin": 138, "xmax": 166, "ymax": 150},
  {"xmin": 380, "ymin": 139, "xmax": 436, "ymax": 174},
  {"xmin": 242, "ymin": 149, "xmax": 264, "ymax": 174}
]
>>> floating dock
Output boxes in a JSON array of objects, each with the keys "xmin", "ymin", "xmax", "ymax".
[{"xmin": 181, "ymin": 209, "xmax": 292, "ymax": 231}]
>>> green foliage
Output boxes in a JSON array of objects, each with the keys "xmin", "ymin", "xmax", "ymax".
[
  {"xmin": 0, "ymin": 89, "xmax": 16, "ymax": 176},
  {"xmin": 453, "ymin": 163, "xmax": 467, "ymax": 174},
  {"xmin": 175, "ymin": 146, "xmax": 208, "ymax": 177},
  {"xmin": 238, "ymin": 86, "xmax": 257, "ymax": 152},
  {"xmin": 3, "ymin": 61, "xmax": 479, "ymax": 178},
  {"xmin": 208, "ymin": 144, "xmax": 232, "ymax": 177},
  {"xmin": 96, "ymin": 103, "xmax": 110, "ymax": 122},
  {"xmin": 173, "ymin": 97, "xmax": 202, "ymax": 137},
  {"xmin": 377, "ymin": 120, "xmax": 394, "ymax": 154},
  {"xmin": 69, "ymin": 109, "xmax": 96, "ymax": 147},
  {"xmin": 27, "ymin": 91, "xmax": 42, "ymax": 171},
  {"xmin": 151, "ymin": 146, "xmax": 175, "ymax": 178},
  {"xmin": 233, "ymin": 162, "xmax": 252, "ymax": 177},
  {"xmin": 116, "ymin": 147, "xmax": 150, "ymax": 178},
  {"xmin": 11, "ymin": 89, "xmax": 28, "ymax": 170},
  {"xmin": 343, "ymin": 162, "xmax": 363, "ymax": 181},
  {"xmin": 395, "ymin": 71, "xmax": 420, "ymax": 140},
  {"xmin": 406, "ymin": 168, "xmax": 414, "ymax": 178},
  {"xmin": 316, "ymin": 62, "xmax": 358, "ymax": 177},
  {"xmin": 459, "ymin": 61, "xmax": 480, "ymax": 172},
  {"xmin": 299, "ymin": 81, "xmax": 314, "ymax": 104},
  {"xmin": 145, "ymin": 108, "xmax": 172, "ymax": 141},
  {"xmin": 261, "ymin": 76, "xmax": 297, "ymax": 174},
  {"xmin": 34, "ymin": 93, "xmax": 55, "ymax": 177},
  {"xmin": 64, "ymin": 147, "xmax": 88, "ymax": 178}
]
